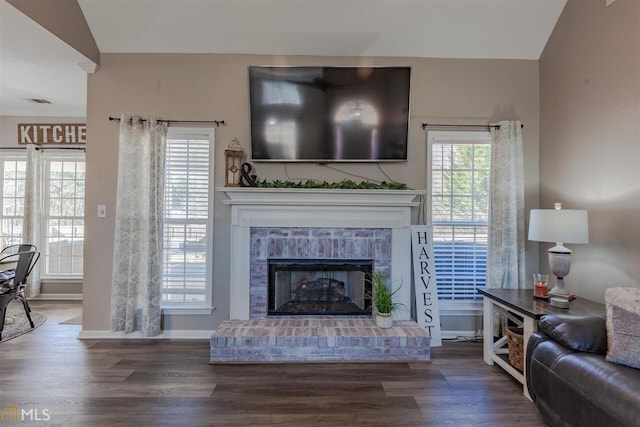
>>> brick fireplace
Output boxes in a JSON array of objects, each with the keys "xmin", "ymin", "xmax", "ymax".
[
  {"xmin": 251, "ymin": 228, "xmax": 389, "ymax": 318},
  {"xmin": 220, "ymin": 188, "xmax": 424, "ymax": 320},
  {"xmin": 212, "ymin": 188, "xmax": 431, "ymax": 363}
]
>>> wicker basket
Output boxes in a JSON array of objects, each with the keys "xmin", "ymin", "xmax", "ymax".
[{"xmin": 506, "ymin": 326, "xmax": 524, "ymax": 371}]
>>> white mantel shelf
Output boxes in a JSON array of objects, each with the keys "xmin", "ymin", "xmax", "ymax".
[{"xmin": 217, "ymin": 187, "xmax": 425, "ymax": 207}]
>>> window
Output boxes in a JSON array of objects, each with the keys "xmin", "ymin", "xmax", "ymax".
[
  {"xmin": 162, "ymin": 129, "xmax": 214, "ymax": 307},
  {"xmin": 43, "ymin": 154, "xmax": 85, "ymax": 277},
  {"xmin": 0, "ymin": 156, "xmax": 26, "ymax": 248},
  {"xmin": 0, "ymin": 150, "xmax": 86, "ymax": 279},
  {"xmin": 429, "ymin": 131, "xmax": 490, "ymax": 303}
]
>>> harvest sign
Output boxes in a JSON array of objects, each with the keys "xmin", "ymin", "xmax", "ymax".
[
  {"xmin": 411, "ymin": 225, "xmax": 442, "ymax": 347},
  {"xmin": 18, "ymin": 123, "xmax": 86, "ymax": 145}
]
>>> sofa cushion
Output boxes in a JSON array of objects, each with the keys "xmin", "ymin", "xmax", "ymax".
[
  {"xmin": 529, "ymin": 341, "xmax": 640, "ymax": 427},
  {"xmin": 605, "ymin": 287, "xmax": 640, "ymax": 369},
  {"xmin": 538, "ymin": 314, "xmax": 607, "ymax": 354}
]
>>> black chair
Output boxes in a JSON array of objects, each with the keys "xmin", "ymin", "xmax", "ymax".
[
  {"xmin": 1, "ymin": 244, "xmax": 37, "ymax": 256},
  {"xmin": 0, "ymin": 244, "xmax": 37, "ymax": 271},
  {"xmin": 0, "ymin": 248, "xmax": 40, "ymax": 341}
]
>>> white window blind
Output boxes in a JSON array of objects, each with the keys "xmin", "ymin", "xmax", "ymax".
[
  {"xmin": 430, "ymin": 132, "xmax": 490, "ymax": 301},
  {"xmin": 43, "ymin": 154, "xmax": 85, "ymax": 277},
  {"xmin": 162, "ymin": 131, "xmax": 213, "ymax": 305}
]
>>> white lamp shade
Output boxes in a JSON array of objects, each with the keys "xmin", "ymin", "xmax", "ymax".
[{"xmin": 528, "ymin": 209, "xmax": 589, "ymax": 244}]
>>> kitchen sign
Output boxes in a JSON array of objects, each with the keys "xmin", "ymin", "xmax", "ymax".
[{"xmin": 18, "ymin": 123, "xmax": 86, "ymax": 145}]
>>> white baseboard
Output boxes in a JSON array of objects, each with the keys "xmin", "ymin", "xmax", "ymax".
[
  {"xmin": 78, "ymin": 329, "xmax": 212, "ymax": 340},
  {"xmin": 31, "ymin": 293, "xmax": 83, "ymax": 301},
  {"xmin": 441, "ymin": 330, "xmax": 479, "ymax": 340}
]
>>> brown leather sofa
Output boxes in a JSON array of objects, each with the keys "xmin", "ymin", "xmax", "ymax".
[{"xmin": 526, "ymin": 314, "xmax": 640, "ymax": 427}]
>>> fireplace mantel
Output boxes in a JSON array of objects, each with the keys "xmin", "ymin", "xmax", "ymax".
[
  {"xmin": 219, "ymin": 187, "xmax": 424, "ymax": 207},
  {"xmin": 217, "ymin": 187, "xmax": 426, "ymax": 320}
]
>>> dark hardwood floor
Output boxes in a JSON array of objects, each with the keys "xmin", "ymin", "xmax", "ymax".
[{"xmin": 0, "ymin": 301, "xmax": 546, "ymax": 426}]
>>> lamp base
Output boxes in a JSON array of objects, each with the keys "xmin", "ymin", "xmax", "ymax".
[
  {"xmin": 548, "ymin": 286, "xmax": 571, "ymax": 298},
  {"xmin": 548, "ymin": 248, "xmax": 572, "ymax": 300}
]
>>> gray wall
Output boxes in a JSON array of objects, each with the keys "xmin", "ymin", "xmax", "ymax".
[
  {"xmin": 84, "ymin": 53, "xmax": 541, "ymax": 332},
  {"xmin": 539, "ymin": 0, "xmax": 640, "ymax": 302}
]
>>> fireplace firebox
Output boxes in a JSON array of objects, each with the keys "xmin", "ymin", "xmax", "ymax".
[{"xmin": 268, "ymin": 259, "xmax": 373, "ymax": 316}]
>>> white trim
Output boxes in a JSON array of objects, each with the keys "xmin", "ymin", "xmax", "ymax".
[
  {"xmin": 41, "ymin": 152, "xmax": 86, "ymax": 278},
  {"xmin": 440, "ymin": 310, "xmax": 483, "ymax": 318},
  {"xmin": 425, "ymin": 130, "xmax": 491, "ymax": 221},
  {"xmin": 79, "ymin": 61, "xmax": 98, "ymax": 74},
  {"xmin": 439, "ymin": 301, "xmax": 484, "ymax": 313},
  {"xmin": 427, "ymin": 130, "xmax": 491, "ymax": 302},
  {"xmin": 441, "ymin": 330, "xmax": 479, "ymax": 340},
  {"xmin": 0, "ymin": 155, "xmax": 27, "ymax": 247},
  {"xmin": 221, "ymin": 187, "xmax": 424, "ymax": 208},
  {"xmin": 161, "ymin": 306, "xmax": 216, "ymax": 315},
  {"xmin": 218, "ymin": 188, "xmax": 425, "ymax": 321},
  {"xmin": 78, "ymin": 330, "xmax": 212, "ymax": 340},
  {"xmin": 166, "ymin": 127, "xmax": 215, "ymax": 140},
  {"xmin": 40, "ymin": 277, "xmax": 83, "ymax": 284},
  {"xmin": 31, "ymin": 293, "xmax": 82, "ymax": 300},
  {"xmin": 162, "ymin": 127, "xmax": 216, "ymax": 308},
  {"xmin": 427, "ymin": 130, "xmax": 491, "ymax": 145}
]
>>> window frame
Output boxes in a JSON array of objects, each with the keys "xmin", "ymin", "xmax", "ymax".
[
  {"xmin": 0, "ymin": 152, "xmax": 27, "ymax": 249},
  {"xmin": 40, "ymin": 150, "xmax": 86, "ymax": 280},
  {"xmin": 427, "ymin": 130, "xmax": 490, "ymax": 312},
  {"xmin": 161, "ymin": 127, "xmax": 215, "ymax": 313}
]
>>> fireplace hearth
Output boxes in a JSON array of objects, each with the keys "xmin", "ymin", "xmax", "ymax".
[{"xmin": 268, "ymin": 259, "xmax": 373, "ymax": 316}]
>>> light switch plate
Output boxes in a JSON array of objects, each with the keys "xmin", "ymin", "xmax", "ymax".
[{"xmin": 97, "ymin": 204, "xmax": 107, "ymax": 218}]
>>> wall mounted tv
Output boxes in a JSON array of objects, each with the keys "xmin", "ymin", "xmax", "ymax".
[{"xmin": 248, "ymin": 66, "xmax": 411, "ymax": 162}]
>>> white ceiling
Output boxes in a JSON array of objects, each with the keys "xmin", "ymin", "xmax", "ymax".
[
  {"xmin": 0, "ymin": 1, "xmax": 90, "ymax": 117},
  {"xmin": 1, "ymin": 0, "xmax": 568, "ymax": 118}
]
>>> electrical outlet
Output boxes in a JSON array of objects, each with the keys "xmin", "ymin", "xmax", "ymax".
[{"xmin": 97, "ymin": 204, "xmax": 107, "ymax": 218}]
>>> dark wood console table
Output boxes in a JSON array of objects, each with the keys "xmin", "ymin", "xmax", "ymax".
[{"xmin": 478, "ymin": 288, "xmax": 605, "ymax": 400}]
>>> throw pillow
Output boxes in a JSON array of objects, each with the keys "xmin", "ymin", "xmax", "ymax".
[{"xmin": 605, "ymin": 287, "xmax": 640, "ymax": 369}]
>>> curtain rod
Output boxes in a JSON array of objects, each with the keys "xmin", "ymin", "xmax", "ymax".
[
  {"xmin": 421, "ymin": 123, "xmax": 524, "ymax": 130},
  {"xmin": 0, "ymin": 146, "xmax": 85, "ymax": 151},
  {"xmin": 108, "ymin": 116, "xmax": 225, "ymax": 127}
]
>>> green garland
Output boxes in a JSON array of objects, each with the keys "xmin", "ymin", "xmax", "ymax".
[{"xmin": 254, "ymin": 179, "xmax": 408, "ymax": 190}]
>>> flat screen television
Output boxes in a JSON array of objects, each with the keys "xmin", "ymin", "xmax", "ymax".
[{"xmin": 248, "ymin": 66, "xmax": 410, "ymax": 162}]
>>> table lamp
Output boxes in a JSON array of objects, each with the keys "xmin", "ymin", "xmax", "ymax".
[{"xmin": 528, "ymin": 203, "xmax": 589, "ymax": 299}]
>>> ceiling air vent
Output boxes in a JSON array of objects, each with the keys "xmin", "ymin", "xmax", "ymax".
[{"xmin": 28, "ymin": 98, "xmax": 52, "ymax": 104}]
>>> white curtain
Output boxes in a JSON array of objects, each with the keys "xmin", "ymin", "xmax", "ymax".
[
  {"xmin": 110, "ymin": 114, "xmax": 167, "ymax": 336},
  {"xmin": 24, "ymin": 145, "xmax": 42, "ymax": 298},
  {"xmin": 487, "ymin": 120, "xmax": 526, "ymax": 289}
]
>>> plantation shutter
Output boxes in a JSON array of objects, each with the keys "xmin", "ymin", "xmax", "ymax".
[
  {"xmin": 162, "ymin": 136, "xmax": 211, "ymax": 303},
  {"xmin": 431, "ymin": 135, "xmax": 490, "ymax": 301}
]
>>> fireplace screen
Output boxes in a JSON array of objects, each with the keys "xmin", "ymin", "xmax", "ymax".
[{"xmin": 268, "ymin": 259, "xmax": 373, "ymax": 315}]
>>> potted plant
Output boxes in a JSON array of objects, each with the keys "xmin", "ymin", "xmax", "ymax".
[{"xmin": 367, "ymin": 272, "xmax": 405, "ymax": 328}]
